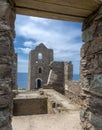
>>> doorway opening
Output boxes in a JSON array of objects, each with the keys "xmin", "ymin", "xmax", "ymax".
[{"xmin": 36, "ymin": 79, "xmax": 42, "ymax": 89}]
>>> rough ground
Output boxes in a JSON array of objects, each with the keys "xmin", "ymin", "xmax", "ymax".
[
  {"xmin": 12, "ymin": 112, "xmax": 81, "ymax": 130},
  {"xmin": 41, "ymin": 89, "xmax": 79, "ymax": 111},
  {"xmin": 12, "ymin": 89, "xmax": 81, "ymax": 130}
]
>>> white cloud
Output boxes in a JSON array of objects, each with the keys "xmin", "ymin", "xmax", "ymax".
[
  {"xmin": 29, "ymin": 17, "xmax": 49, "ymax": 25},
  {"xmin": 19, "ymin": 48, "xmax": 31, "ymax": 54},
  {"xmin": 15, "ymin": 14, "xmax": 82, "ymax": 74},
  {"xmin": 24, "ymin": 41, "xmax": 34, "ymax": 48},
  {"xmin": 15, "ymin": 15, "xmax": 81, "ymax": 44}
]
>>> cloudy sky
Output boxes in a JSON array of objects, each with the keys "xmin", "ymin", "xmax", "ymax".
[{"xmin": 14, "ymin": 14, "xmax": 82, "ymax": 74}]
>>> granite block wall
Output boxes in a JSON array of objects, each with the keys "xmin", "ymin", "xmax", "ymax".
[{"xmin": 80, "ymin": 5, "xmax": 102, "ymax": 130}]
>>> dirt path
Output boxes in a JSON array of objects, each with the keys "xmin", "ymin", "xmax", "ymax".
[{"xmin": 12, "ymin": 111, "xmax": 81, "ymax": 130}]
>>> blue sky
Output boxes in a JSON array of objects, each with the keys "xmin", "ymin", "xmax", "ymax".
[{"xmin": 14, "ymin": 14, "xmax": 82, "ymax": 74}]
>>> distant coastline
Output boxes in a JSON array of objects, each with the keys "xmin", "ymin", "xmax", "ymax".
[{"xmin": 17, "ymin": 72, "xmax": 80, "ymax": 88}]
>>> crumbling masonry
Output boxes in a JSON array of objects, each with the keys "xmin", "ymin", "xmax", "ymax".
[
  {"xmin": 0, "ymin": 0, "xmax": 16, "ymax": 130},
  {"xmin": 80, "ymin": 6, "xmax": 102, "ymax": 130},
  {"xmin": 28, "ymin": 44, "xmax": 73, "ymax": 94},
  {"xmin": 44, "ymin": 61, "xmax": 73, "ymax": 94},
  {"xmin": 28, "ymin": 43, "xmax": 53, "ymax": 90}
]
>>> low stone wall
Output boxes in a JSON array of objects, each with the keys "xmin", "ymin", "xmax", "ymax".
[
  {"xmin": 65, "ymin": 81, "xmax": 82, "ymax": 105},
  {"xmin": 13, "ymin": 97, "xmax": 48, "ymax": 116},
  {"xmin": 44, "ymin": 83, "xmax": 65, "ymax": 94}
]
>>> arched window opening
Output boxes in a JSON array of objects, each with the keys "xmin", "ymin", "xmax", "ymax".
[
  {"xmin": 38, "ymin": 53, "xmax": 42, "ymax": 60},
  {"xmin": 38, "ymin": 67, "xmax": 42, "ymax": 73}
]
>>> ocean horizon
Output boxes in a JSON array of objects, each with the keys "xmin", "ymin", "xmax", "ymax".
[{"xmin": 17, "ymin": 72, "xmax": 80, "ymax": 88}]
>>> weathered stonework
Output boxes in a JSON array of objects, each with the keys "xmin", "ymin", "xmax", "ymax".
[
  {"xmin": 0, "ymin": 0, "xmax": 16, "ymax": 130},
  {"xmin": 12, "ymin": 53, "xmax": 17, "ymax": 90},
  {"xmin": 28, "ymin": 44, "xmax": 73, "ymax": 94},
  {"xmin": 13, "ymin": 97, "xmax": 48, "ymax": 116},
  {"xmin": 64, "ymin": 61, "xmax": 73, "ymax": 82},
  {"xmin": 44, "ymin": 61, "xmax": 73, "ymax": 94},
  {"xmin": 46, "ymin": 62, "xmax": 65, "ymax": 94},
  {"xmin": 65, "ymin": 81, "xmax": 81, "ymax": 105},
  {"xmin": 80, "ymin": 5, "xmax": 102, "ymax": 130},
  {"xmin": 28, "ymin": 43, "xmax": 53, "ymax": 90}
]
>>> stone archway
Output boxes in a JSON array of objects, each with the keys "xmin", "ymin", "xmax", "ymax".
[{"xmin": 36, "ymin": 79, "xmax": 42, "ymax": 89}]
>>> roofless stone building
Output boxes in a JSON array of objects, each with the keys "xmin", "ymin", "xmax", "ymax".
[
  {"xmin": 28, "ymin": 43, "xmax": 73, "ymax": 94},
  {"xmin": 28, "ymin": 43, "xmax": 53, "ymax": 90}
]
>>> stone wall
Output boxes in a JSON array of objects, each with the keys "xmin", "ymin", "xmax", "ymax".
[
  {"xmin": 13, "ymin": 97, "xmax": 48, "ymax": 116},
  {"xmin": 0, "ymin": 0, "xmax": 16, "ymax": 130},
  {"xmin": 28, "ymin": 43, "xmax": 53, "ymax": 90},
  {"xmin": 44, "ymin": 61, "xmax": 73, "ymax": 94},
  {"xmin": 80, "ymin": 5, "xmax": 102, "ymax": 130},
  {"xmin": 65, "ymin": 80, "xmax": 81, "ymax": 105},
  {"xmin": 12, "ymin": 53, "xmax": 17, "ymax": 90},
  {"xmin": 64, "ymin": 62, "xmax": 73, "ymax": 81},
  {"xmin": 44, "ymin": 61, "xmax": 65, "ymax": 94}
]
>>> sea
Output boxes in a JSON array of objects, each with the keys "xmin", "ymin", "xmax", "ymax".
[{"xmin": 17, "ymin": 73, "xmax": 80, "ymax": 89}]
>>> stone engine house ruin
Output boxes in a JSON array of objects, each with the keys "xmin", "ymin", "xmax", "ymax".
[
  {"xmin": 28, "ymin": 43, "xmax": 73, "ymax": 94},
  {"xmin": 28, "ymin": 43, "xmax": 53, "ymax": 90}
]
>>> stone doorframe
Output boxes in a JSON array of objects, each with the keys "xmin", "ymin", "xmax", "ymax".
[
  {"xmin": 0, "ymin": 0, "xmax": 16, "ymax": 130},
  {"xmin": 0, "ymin": 0, "xmax": 102, "ymax": 130},
  {"xmin": 36, "ymin": 78, "xmax": 42, "ymax": 89},
  {"xmin": 80, "ymin": 6, "xmax": 102, "ymax": 130}
]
